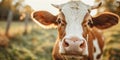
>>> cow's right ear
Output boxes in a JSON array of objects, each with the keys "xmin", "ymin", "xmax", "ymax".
[
  {"xmin": 89, "ymin": 12, "xmax": 119, "ymax": 29},
  {"xmin": 32, "ymin": 11, "xmax": 58, "ymax": 28}
]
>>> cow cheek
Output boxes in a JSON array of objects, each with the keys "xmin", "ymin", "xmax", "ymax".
[{"xmin": 58, "ymin": 26, "xmax": 66, "ymax": 40}]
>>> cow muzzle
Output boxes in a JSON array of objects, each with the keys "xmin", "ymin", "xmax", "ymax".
[{"xmin": 60, "ymin": 37, "xmax": 87, "ymax": 56}]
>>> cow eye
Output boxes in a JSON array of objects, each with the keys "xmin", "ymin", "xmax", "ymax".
[
  {"xmin": 88, "ymin": 20, "xmax": 93, "ymax": 27},
  {"xmin": 56, "ymin": 18, "xmax": 62, "ymax": 24}
]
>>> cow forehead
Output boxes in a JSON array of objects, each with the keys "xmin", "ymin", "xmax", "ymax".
[
  {"xmin": 60, "ymin": 1, "xmax": 90, "ymax": 24},
  {"xmin": 58, "ymin": 1, "xmax": 91, "ymax": 39}
]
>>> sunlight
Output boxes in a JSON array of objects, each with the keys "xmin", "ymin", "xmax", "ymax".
[
  {"xmin": 0, "ymin": 0, "xmax": 2, "ymax": 2},
  {"xmin": 90, "ymin": 9, "xmax": 97, "ymax": 16},
  {"xmin": 25, "ymin": 0, "xmax": 97, "ymax": 16}
]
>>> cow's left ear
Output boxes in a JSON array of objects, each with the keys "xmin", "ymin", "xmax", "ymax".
[
  {"xmin": 32, "ymin": 11, "xmax": 58, "ymax": 29},
  {"xmin": 90, "ymin": 12, "xmax": 119, "ymax": 29}
]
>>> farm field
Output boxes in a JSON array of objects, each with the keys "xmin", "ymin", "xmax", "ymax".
[{"xmin": 0, "ymin": 21, "xmax": 120, "ymax": 60}]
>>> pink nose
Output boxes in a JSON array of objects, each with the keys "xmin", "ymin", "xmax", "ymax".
[{"xmin": 62, "ymin": 37, "xmax": 86, "ymax": 55}]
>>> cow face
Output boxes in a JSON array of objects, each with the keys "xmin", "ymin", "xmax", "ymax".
[{"xmin": 32, "ymin": 1, "xmax": 119, "ymax": 58}]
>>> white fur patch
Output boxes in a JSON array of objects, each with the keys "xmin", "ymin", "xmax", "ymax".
[
  {"xmin": 93, "ymin": 39, "xmax": 101, "ymax": 60},
  {"xmin": 59, "ymin": 1, "xmax": 90, "ymax": 56},
  {"xmin": 82, "ymin": 40, "xmax": 88, "ymax": 56},
  {"xmin": 59, "ymin": 40, "xmax": 65, "ymax": 54},
  {"xmin": 61, "ymin": 1, "xmax": 90, "ymax": 39}
]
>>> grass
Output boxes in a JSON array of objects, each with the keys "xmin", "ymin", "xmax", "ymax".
[
  {"xmin": 0, "ymin": 21, "xmax": 57, "ymax": 60},
  {"xmin": 0, "ymin": 21, "xmax": 120, "ymax": 60},
  {"xmin": 102, "ymin": 22, "xmax": 120, "ymax": 60}
]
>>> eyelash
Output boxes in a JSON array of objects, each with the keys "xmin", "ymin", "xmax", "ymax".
[
  {"xmin": 56, "ymin": 18, "xmax": 66, "ymax": 26},
  {"xmin": 57, "ymin": 18, "xmax": 62, "ymax": 24}
]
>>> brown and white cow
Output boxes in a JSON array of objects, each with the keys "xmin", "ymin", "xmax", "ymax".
[{"xmin": 32, "ymin": 1, "xmax": 119, "ymax": 60}]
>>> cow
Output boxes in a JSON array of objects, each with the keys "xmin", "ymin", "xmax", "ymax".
[{"xmin": 31, "ymin": 1, "xmax": 119, "ymax": 60}]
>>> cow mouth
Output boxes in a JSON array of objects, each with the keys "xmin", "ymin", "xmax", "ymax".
[
  {"xmin": 61, "ymin": 54, "xmax": 88, "ymax": 60},
  {"xmin": 60, "ymin": 52, "xmax": 87, "ymax": 57}
]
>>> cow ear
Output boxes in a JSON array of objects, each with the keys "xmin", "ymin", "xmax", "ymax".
[
  {"xmin": 91, "ymin": 12, "xmax": 119, "ymax": 29},
  {"xmin": 32, "ymin": 11, "xmax": 58, "ymax": 29}
]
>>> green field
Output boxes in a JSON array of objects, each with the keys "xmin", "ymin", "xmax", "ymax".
[
  {"xmin": 0, "ymin": 21, "xmax": 57, "ymax": 60},
  {"xmin": 0, "ymin": 21, "xmax": 120, "ymax": 60}
]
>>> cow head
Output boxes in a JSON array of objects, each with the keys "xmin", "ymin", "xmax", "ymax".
[{"xmin": 32, "ymin": 0, "xmax": 119, "ymax": 58}]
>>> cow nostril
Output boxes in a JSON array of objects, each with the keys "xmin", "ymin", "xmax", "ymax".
[
  {"xmin": 63, "ymin": 39, "xmax": 69, "ymax": 47},
  {"xmin": 79, "ymin": 41, "xmax": 85, "ymax": 48}
]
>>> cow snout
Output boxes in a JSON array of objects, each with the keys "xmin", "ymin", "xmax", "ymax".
[{"xmin": 62, "ymin": 37, "xmax": 86, "ymax": 55}]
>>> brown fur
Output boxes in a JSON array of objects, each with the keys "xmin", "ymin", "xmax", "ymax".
[
  {"xmin": 52, "ymin": 39, "xmax": 65, "ymax": 60},
  {"xmin": 92, "ymin": 12, "xmax": 119, "ymax": 29},
  {"xmin": 33, "ymin": 11, "xmax": 57, "ymax": 25},
  {"xmin": 32, "ymin": 11, "xmax": 119, "ymax": 60}
]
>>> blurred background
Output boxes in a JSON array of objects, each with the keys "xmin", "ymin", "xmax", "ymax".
[{"xmin": 0, "ymin": 0, "xmax": 120, "ymax": 60}]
